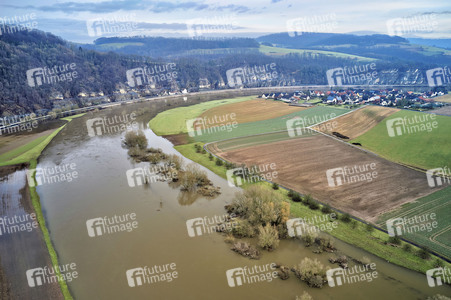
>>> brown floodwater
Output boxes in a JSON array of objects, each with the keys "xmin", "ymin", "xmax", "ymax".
[{"xmin": 18, "ymin": 98, "xmax": 451, "ymax": 299}]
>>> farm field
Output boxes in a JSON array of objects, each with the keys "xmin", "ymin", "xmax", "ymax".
[
  {"xmin": 0, "ymin": 129, "xmax": 55, "ymax": 155},
  {"xmin": 259, "ymin": 45, "xmax": 375, "ymax": 61},
  {"xmin": 377, "ymin": 186, "xmax": 451, "ymax": 260},
  {"xmin": 149, "ymin": 96, "xmax": 254, "ymax": 135},
  {"xmin": 432, "ymin": 94, "xmax": 451, "ymax": 104},
  {"xmin": 190, "ymin": 106, "xmax": 350, "ymax": 143},
  {"xmin": 206, "ymin": 129, "xmax": 316, "ymax": 153},
  {"xmin": 313, "ymin": 105, "xmax": 399, "ymax": 139},
  {"xmin": 197, "ymin": 99, "xmax": 307, "ymax": 125},
  {"xmin": 351, "ymin": 110, "xmax": 451, "ymax": 170},
  {"xmin": 430, "ymin": 105, "xmax": 451, "ymax": 116},
  {"xmin": 212, "ymin": 133, "xmax": 438, "ymax": 223}
]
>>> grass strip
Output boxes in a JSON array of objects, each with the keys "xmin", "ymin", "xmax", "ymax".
[{"xmin": 29, "ymin": 159, "xmax": 73, "ymax": 299}]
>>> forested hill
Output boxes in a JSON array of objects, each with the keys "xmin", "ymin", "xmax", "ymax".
[{"xmin": 84, "ymin": 36, "xmax": 260, "ymax": 57}]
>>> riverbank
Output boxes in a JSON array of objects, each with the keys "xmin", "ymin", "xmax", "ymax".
[
  {"xmin": 0, "ymin": 113, "xmax": 84, "ymax": 299},
  {"xmin": 173, "ymin": 141, "xmax": 450, "ymax": 274}
]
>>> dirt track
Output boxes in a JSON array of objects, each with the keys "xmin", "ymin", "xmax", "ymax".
[{"xmin": 216, "ymin": 134, "xmax": 438, "ymax": 222}]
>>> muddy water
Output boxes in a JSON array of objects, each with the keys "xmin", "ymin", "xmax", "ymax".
[{"xmin": 30, "ymin": 103, "xmax": 450, "ymax": 300}]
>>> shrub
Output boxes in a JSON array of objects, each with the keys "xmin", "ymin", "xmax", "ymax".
[
  {"xmin": 127, "ymin": 146, "xmax": 145, "ymax": 158},
  {"xmin": 228, "ymin": 185, "xmax": 290, "ymax": 237},
  {"xmin": 315, "ymin": 236, "xmax": 335, "ymax": 251},
  {"xmin": 365, "ymin": 223, "xmax": 374, "ymax": 232},
  {"xmin": 147, "ymin": 147, "xmax": 161, "ymax": 153},
  {"xmin": 433, "ymin": 258, "xmax": 445, "ymax": 268},
  {"xmin": 402, "ymin": 243, "xmax": 412, "ymax": 252},
  {"xmin": 301, "ymin": 232, "xmax": 317, "ymax": 247},
  {"xmin": 321, "ymin": 204, "xmax": 332, "ymax": 214},
  {"xmin": 272, "ymin": 182, "xmax": 279, "ymax": 190},
  {"xmin": 215, "ymin": 158, "xmax": 223, "ymax": 166},
  {"xmin": 350, "ymin": 220, "xmax": 358, "ymax": 229},
  {"xmin": 201, "ymin": 149, "xmax": 207, "ymax": 154},
  {"xmin": 293, "ymin": 258, "xmax": 326, "ymax": 288},
  {"xmin": 124, "ymin": 130, "xmax": 148, "ymax": 149},
  {"xmin": 166, "ymin": 154, "xmax": 183, "ymax": 170},
  {"xmin": 231, "ymin": 219, "xmax": 256, "ymax": 238},
  {"xmin": 225, "ymin": 162, "xmax": 234, "ymax": 169},
  {"xmin": 178, "ymin": 163, "xmax": 209, "ymax": 191},
  {"xmin": 287, "ymin": 189, "xmax": 295, "ymax": 198},
  {"xmin": 417, "ymin": 247, "xmax": 431, "ymax": 260},
  {"xmin": 224, "ymin": 234, "xmax": 235, "ymax": 244},
  {"xmin": 340, "ymin": 213, "xmax": 352, "ymax": 223},
  {"xmin": 388, "ymin": 236, "xmax": 401, "ymax": 245},
  {"xmin": 257, "ymin": 225, "xmax": 280, "ymax": 251},
  {"xmin": 208, "ymin": 153, "xmax": 214, "ymax": 161},
  {"xmin": 147, "ymin": 153, "xmax": 162, "ymax": 164},
  {"xmin": 303, "ymin": 194, "xmax": 313, "ymax": 206},
  {"xmin": 309, "ymin": 201, "xmax": 320, "ymax": 210},
  {"xmin": 292, "ymin": 193, "xmax": 302, "ymax": 202}
]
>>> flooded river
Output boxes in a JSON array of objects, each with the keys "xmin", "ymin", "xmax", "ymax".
[{"xmin": 4, "ymin": 98, "xmax": 450, "ymax": 299}]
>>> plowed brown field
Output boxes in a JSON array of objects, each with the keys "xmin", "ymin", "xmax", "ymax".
[
  {"xmin": 216, "ymin": 134, "xmax": 437, "ymax": 222},
  {"xmin": 313, "ymin": 105, "xmax": 399, "ymax": 140},
  {"xmin": 197, "ymin": 99, "xmax": 308, "ymax": 126}
]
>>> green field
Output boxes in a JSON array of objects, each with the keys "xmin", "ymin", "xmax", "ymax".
[
  {"xmin": 0, "ymin": 114, "xmax": 84, "ymax": 166},
  {"xmin": 259, "ymin": 45, "xmax": 375, "ymax": 61},
  {"xmin": 207, "ymin": 129, "xmax": 317, "ymax": 153},
  {"xmin": 191, "ymin": 106, "xmax": 350, "ymax": 143},
  {"xmin": 377, "ymin": 186, "xmax": 451, "ymax": 260},
  {"xmin": 351, "ymin": 110, "xmax": 451, "ymax": 170},
  {"xmin": 149, "ymin": 96, "xmax": 254, "ymax": 135},
  {"xmin": 0, "ymin": 126, "xmax": 66, "ymax": 166}
]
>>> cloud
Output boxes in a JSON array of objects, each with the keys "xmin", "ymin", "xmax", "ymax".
[{"xmin": 4, "ymin": 1, "xmax": 250, "ymax": 14}]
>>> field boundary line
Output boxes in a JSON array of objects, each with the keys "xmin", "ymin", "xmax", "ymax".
[{"xmin": 430, "ymin": 226, "xmax": 451, "ymax": 251}]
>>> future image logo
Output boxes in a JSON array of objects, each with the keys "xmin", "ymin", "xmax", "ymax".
[
  {"xmin": 226, "ymin": 264, "xmax": 278, "ymax": 287},
  {"xmin": 86, "ymin": 14, "xmax": 138, "ymax": 37},
  {"xmin": 326, "ymin": 163, "xmax": 378, "ymax": 187},
  {"xmin": 26, "ymin": 264, "xmax": 78, "ymax": 288},
  {"xmin": 126, "ymin": 263, "xmax": 178, "ymax": 287},
  {"xmin": 426, "ymin": 167, "xmax": 450, "ymax": 188},
  {"xmin": 385, "ymin": 115, "xmax": 438, "ymax": 137},
  {"xmin": 326, "ymin": 64, "xmax": 377, "ymax": 86},
  {"xmin": 426, "ymin": 67, "xmax": 451, "ymax": 87},
  {"xmin": 386, "ymin": 213, "xmax": 438, "ymax": 237},
  {"xmin": 426, "ymin": 267, "xmax": 450, "ymax": 287},
  {"xmin": 226, "ymin": 64, "xmax": 277, "ymax": 88},
  {"xmin": 186, "ymin": 214, "xmax": 237, "ymax": 237},
  {"xmin": 26, "ymin": 64, "xmax": 78, "ymax": 88},
  {"xmin": 86, "ymin": 113, "xmax": 138, "ymax": 137},
  {"xmin": 226, "ymin": 164, "xmax": 277, "ymax": 187},
  {"xmin": 86, "ymin": 213, "xmax": 138, "ymax": 238},
  {"xmin": 327, "ymin": 264, "xmax": 378, "ymax": 287}
]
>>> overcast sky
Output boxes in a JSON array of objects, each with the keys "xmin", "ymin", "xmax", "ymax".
[{"xmin": 1, "ymin": 0, "xmax": 450, "ymax": 43}]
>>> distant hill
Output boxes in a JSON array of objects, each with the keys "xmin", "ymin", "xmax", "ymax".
[
  {"xmin": 257, "ymin": 32, "xmax": 451, "ymax": 64},
  {"xmin": 81, "ymin": 36, "xmax": 260, "ymax": 58},
  {"xmin": 408, "ymin": 38, "xmax": 451, "ymax": 50}
]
